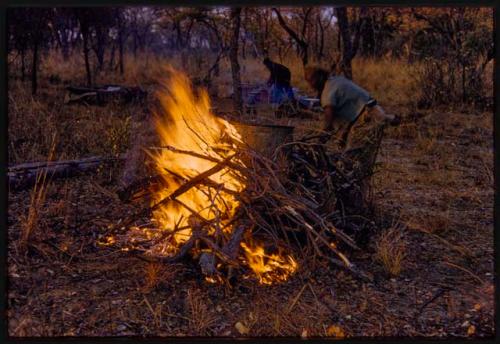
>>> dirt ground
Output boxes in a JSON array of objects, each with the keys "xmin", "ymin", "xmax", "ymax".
[{"xmin": 7, "ymin": 88, "xmax": 494, "ymax": 338}]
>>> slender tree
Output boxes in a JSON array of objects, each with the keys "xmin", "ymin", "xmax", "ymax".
[
  {"xmin": 272, "ymin": 7, "xmax": 312, "ymax": 66},
  {"xmin": 74, "ymin": 9, "xmax": 93, "ymax": 86},
  {"xmin": 229, "ymin": 7, "xmax": 243, "ymax": 115},
  {"xmin": 335, "ymin": 7, "xmax": 366, "ymax": 79},
  {"xmin": 229, "ymin": 7, "xmax": 243, "ymax": 114}
]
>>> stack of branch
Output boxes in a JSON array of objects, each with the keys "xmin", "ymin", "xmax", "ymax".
[{"xmin": 109, "ymin": 134, "xmax": 383, "ymax": 284}]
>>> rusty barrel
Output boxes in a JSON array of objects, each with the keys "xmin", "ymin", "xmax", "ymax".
[{"xmin": 228, "ymin": 120, "xmax": 295, "ymax": 157}]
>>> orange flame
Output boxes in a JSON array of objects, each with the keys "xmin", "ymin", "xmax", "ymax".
[
  {"xmin": 149, "ymin": 67, "xmax": 244, "ymax": 255},
  {"xmin": 240, "ymin": 240, "xmax": 298, "ymax": 285},
  {"xmin": 128, "ymin": 67, "xmax": 297, "ymax": 284}
]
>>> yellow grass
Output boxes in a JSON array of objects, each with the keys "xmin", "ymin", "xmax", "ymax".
[
  {"xmin": 352, "ymin": 58, "xmax": 422, "ymax": 107},
  {"xmin": 142, "ymin": 262, "xmax": 166, "ymax": 292},
  {"xmin": 185, "ymin": 288, "xmax": 218, "ymax": 335},
  {"xmin": 19, "ymin": 134, "xmax": 56, "ymax": 249},
  {"xmin": 374, "ymin": 223, "xmax": 407, "ymax": 277}
]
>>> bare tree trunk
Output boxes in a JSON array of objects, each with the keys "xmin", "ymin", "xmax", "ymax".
[
  {"xmin": 118, "ymin": 29, "xmax": 124, "ymax": 75},
  {"xmin": 335, "ymin": 7, "xmax": 365, "ymax": 80},
  {"xmin": 61, "ymin": 30, "xmax": 70, "ymax": 61},
  {"xmin": 241, "ymin": 36, "xmax": 246, "ymax": 59},
  {"xmin": 229, "ymin": 8, "xmax": 243, "ymax": 115},
  {"xmin": 108, "ymin": 42, "xmax": 116, "ymax": 70},
  {"xmin": 360, "ymin": 13, "xmax": 375, "ymax": 57},
  {"xmin": 313, "ymin": 18, "xmax": 319, "ymax": 60},
  {"xmin": 31, "ymin": 42, "xmax": 39, "ymax": 95},
  {"xmin": 94, "ymin": 28, "xmax": 106, "ymax": 71},
  {"xmin": 273, "ymin": 8, "xmax": 310, "ymax": 67},
  {"xmin": 335, "ymin": 7, "xmax": 353, "ymax": 79},
  {"xmin": 319, "ymin": 23, "xmax": 325, "ymax": 58},
  {"xmin": 82, "ymin": 31, "xmax": 92, "ymax": 86}
]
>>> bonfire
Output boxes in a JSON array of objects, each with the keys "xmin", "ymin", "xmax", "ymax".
[{"xmin": 102, "ymin": 67, "xmax": 384, "ymax": 285}]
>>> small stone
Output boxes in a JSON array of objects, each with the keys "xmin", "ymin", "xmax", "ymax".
[
  {"xmin": 464, "ymin": 313, "xmax": 471, "ymax": 319},
  {"xmin": 117, "ymin": 324, "xmax": 127, "ymax": 332},
  {"xmin": 216, "ymin": 305, "xmax": 222, "ymax": 312},
  {"xmin": 345, "ymin": 315, "xmax": 352, "ymax": 320},
  {"xmin": 235, "ymin": 322, "xmax": 249, "ymax": 335},
  {"xmin": 461, "ymin": 320, "xmax": 470, "ymax": 328}
]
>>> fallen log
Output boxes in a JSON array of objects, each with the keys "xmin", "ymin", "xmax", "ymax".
[
  {"xmin": 64, "ymin": 85, "xmax": 147, "ymax": 106},
  {"xmin": 8, "ymin": 155, "xmax": 124, "ymax": 191}
]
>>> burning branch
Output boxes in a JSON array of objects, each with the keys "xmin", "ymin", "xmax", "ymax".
[{"xmin": 103, "ymin": 68, "xmax": 381, "ymax": 286}]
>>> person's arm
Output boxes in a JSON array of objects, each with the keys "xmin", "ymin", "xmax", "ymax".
[
  {"xmin": 319, "ymin": 105, "xmax": 335, "ymax": 143},
  {"xmin": 323, "ymin": 105, "xmax": 335, "ymax": 131},
  {"xmin": 267, "ymin": 64, "xmax": 274, "ymax": 86}
]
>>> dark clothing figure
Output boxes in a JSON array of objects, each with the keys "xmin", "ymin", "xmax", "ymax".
[
  {"xmin": 263, "ymin": 58, "xmax": 295, "ymax": 105},
  {"xmin": 263, "ymin": 58, "xmax": 292, "ymax": 88}
]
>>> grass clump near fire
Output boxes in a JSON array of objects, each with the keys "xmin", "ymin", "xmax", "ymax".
[{"xmin": 102, "ymin": 67, "xmax": 378, "ymax": 285}]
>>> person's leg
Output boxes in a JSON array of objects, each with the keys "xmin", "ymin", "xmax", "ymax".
[
  {"xmin": 272, "ymin": 85, "xmax": 288, "ymax": 106},
  {"xmin": 286, "ymin": 86, "xmax": 295, "ymax": 101},
  {"xmin": 370, "ymin": 105, "xmax": 395, "ymax": 123},
  {"xmin": 330, "ymin": 119, "xmax": 351, "ymax": 149},
  {"xmin": 344, "ymin": 108, "xmax": 383, "ymax": 211},
  {"xmin": 344, "ymin": 107, "xmax": 370, "ymax": 150}
]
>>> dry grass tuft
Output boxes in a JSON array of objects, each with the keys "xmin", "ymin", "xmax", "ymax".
[
  {"xmin": 20, "ymin": 171, "xmax": 49, "ymax": 248},
  {"xmin": 19, "ymin": 135, "xmax": 57, "ymax": 249},
  {"xmin": 142, "ymin": 262, "xmax": 167, "ymax": 292},
  {"xmin": 185, "ymin": 288, "xmax": 218, "ymax": 335},
  {"xmin": 374, "ymin": 223, "xmax": 408, "ymax": 277}
]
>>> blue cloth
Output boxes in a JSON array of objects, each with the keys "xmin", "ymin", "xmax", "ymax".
[
  {"xmin": 270, "ymin": 83, "xmax": 295, "ymax": 105},
  {"xmin": 246, "ymin": 91, "xmax": 259, "ymax": 105}
]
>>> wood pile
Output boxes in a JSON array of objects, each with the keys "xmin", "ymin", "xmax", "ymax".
[{"xmin": 106, "ymin": 126, "xmax": 386, "ymax": 285}]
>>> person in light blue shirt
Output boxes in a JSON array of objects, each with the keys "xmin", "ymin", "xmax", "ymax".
[{"xmin": 304, "ymin": 66, "xmax": 399, "ymax": 148}]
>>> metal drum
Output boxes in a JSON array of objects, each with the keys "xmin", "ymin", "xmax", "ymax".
[{"xmin": 229, "ymin": 120, "xmax": 294, "ymax": 157}]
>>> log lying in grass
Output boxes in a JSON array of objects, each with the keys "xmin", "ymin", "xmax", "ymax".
[
  {"xmin": 64, "ymin": 85, "xmax": 147, "ymax": 106},
  {"xmin": 8, "ymin": 156, "xmax": 124, "ymax": 191}
]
